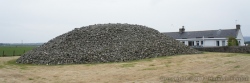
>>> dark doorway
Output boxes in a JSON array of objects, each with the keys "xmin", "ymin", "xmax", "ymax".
[
  {"xmin": 196, "ymin": 41, "xmax": 199, "ymax": 46},
  {"xmin": 216, "ymin": 41, "xmax": 220, "ymax": 46}
]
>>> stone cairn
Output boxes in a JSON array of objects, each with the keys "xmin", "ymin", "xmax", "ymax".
[{"xmin": 16, "ymin": 23, "xmax": 200, "ymax": 65}]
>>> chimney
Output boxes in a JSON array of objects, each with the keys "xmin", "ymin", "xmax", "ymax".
[
  {"xmin": 236, "ymin": 24, "xmax": 241, "ymax": 30},
  {"xmin": 179, "ymin": 26, "xmax": 185, "ymax": 33}
]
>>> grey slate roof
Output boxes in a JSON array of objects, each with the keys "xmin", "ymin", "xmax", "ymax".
[{"xmin": 162, "ymin": 29, "xmax": 238, "ymax": 39}]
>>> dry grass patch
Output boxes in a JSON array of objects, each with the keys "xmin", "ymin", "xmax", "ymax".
[
  {"xmin": 0, "ymin": 53, "xmax": 250, "ymax": 83},
  {"xmin": 224, "ymin": 61, "xmax": 236, "ymax": 64},
  {"xmin": 142, "ymin": 67, "xmax": 158, "ymax": 70}
]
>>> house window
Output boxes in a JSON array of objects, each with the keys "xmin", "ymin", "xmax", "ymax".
[
  {"xmin": 182, "ymin": 41, "xmax": 185, "ymax": 44},
  {"xmin": 180, "ymin": 41, "xmax": 185, "ymax": 44},
  {"xmin": 201, "ymin": 41, "xmax": 203, "ymax": 45},
  {"xmin": 188, "ymin": 41, "xmax": 194, "ymax": 46},
  {"xmin": 196, "ymin": 41, "xmax": 199, "ymax": 46},
  {"xmin": 216, "ymin": 41, "xmax": 220, "ymax": 46},
  {"xmin": 222, "ymin": 41, "xmax": 225, "ymax": 46}
]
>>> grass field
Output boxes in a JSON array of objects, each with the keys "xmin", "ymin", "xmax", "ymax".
[
  {"xmin": 0, "ymin": 52, "xmax": 249, "ymax": 83},
  {"xmin": 0, "ymin": 46, "xmax": 36, "ymax": 56}
]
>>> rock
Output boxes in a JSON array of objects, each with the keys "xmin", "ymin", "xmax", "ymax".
[{"xmin": 16, "ymin": 23, "xmax": 200, "ymax": 65}]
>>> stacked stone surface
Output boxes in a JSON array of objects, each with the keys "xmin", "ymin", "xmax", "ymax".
[{"xmin": 16, "ymin": 23, "xmax": 200, "ymax": 65}]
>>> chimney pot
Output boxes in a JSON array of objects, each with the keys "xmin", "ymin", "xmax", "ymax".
[
  {"xmin": 179, "ymin": 26, "xmax": 185, "ymax": 33},
  {"xmin": 236, "ymin": 24, "xmax": 241, "ymax": 30}
]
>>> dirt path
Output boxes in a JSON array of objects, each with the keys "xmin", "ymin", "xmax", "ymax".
[{"xmin": 0, "ymin": 53, "xmax": 249, "ymax": 83}]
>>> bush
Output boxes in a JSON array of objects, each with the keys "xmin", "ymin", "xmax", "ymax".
[{"xmin": 227, "ymin": 37, "xmax": 238, "ymax": 46}]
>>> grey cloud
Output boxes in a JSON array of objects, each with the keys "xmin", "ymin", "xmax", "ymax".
[{"xmin": 0, "ymin": 0, "xmax": 249, "ymax": 43}]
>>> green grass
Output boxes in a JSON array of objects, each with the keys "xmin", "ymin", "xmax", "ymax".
[
  {"xmin": 149, "ymin": 64, "xmax": 155, "ymax": 66},
  {"xmin": 224, "ymin": 53, "xmax": 250, "ymax": 57},
  {"xmin": 28, "ymin": 78, "xmax": 34, "ymax": 80},
  {"xmin": 0, "ymin": 65, "xmax": 4, "ymax": 69},
  {"xmin": 121, "ymin": 63, "xmax": 136, "ymax": 67},
  {"xmin": 0, "ymin": 46, "xmax": 36, "ymax": 56},
  {"xmin": 234, "ymin": 65, "xmax": 240, "ymax": 68},
  {"xmin": 2, "ymin": 59, "xmax": 33, "ymax": 70}
]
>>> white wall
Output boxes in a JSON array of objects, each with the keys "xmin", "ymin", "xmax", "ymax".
[
  {"xmin": 177, "ymin": 38, "xmax": 237, "ymax": 47},
  {"xmin": 236, "ymin": 29, "xmax": 245, "ymax": 46},
  {"xmin": 178, "ymin": 39, "xmax": 216, "ymax": 47},
  {"xmin": 204, "ymin": 40, "xmax": 215, "ymax": 47},
  {"xmin": 204, "ymin": 39, "xmax": 228, "ymax": 47}
]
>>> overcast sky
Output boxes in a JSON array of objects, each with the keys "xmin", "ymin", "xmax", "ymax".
[{"xmin": 1, "ymin": 0, "xmax": 249, "ymax": 43}]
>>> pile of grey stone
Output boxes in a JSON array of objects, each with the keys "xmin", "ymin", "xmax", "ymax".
[{"xmin": 16, "ymin": 23, "xmax": 200, "ymax": 65}]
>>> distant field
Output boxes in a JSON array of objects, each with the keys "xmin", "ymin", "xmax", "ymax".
[{"xmin": 0, "ymin": 46, "xmax": 36, "ymax": 56}]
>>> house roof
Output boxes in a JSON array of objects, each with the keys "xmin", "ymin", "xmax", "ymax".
[{"xmin": 162, "ymin": 29, "xmax": 238, "ymax": 39}]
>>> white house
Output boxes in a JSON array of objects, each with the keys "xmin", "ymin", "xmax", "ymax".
[{"xmin": 163, "ymin": 24, "xmax": 245, "ymax": 47}]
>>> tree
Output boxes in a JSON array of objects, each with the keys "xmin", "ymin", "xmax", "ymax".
[{"xmin": 227, "ymin": 37, "xmax": 238, "ymax": 46}]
